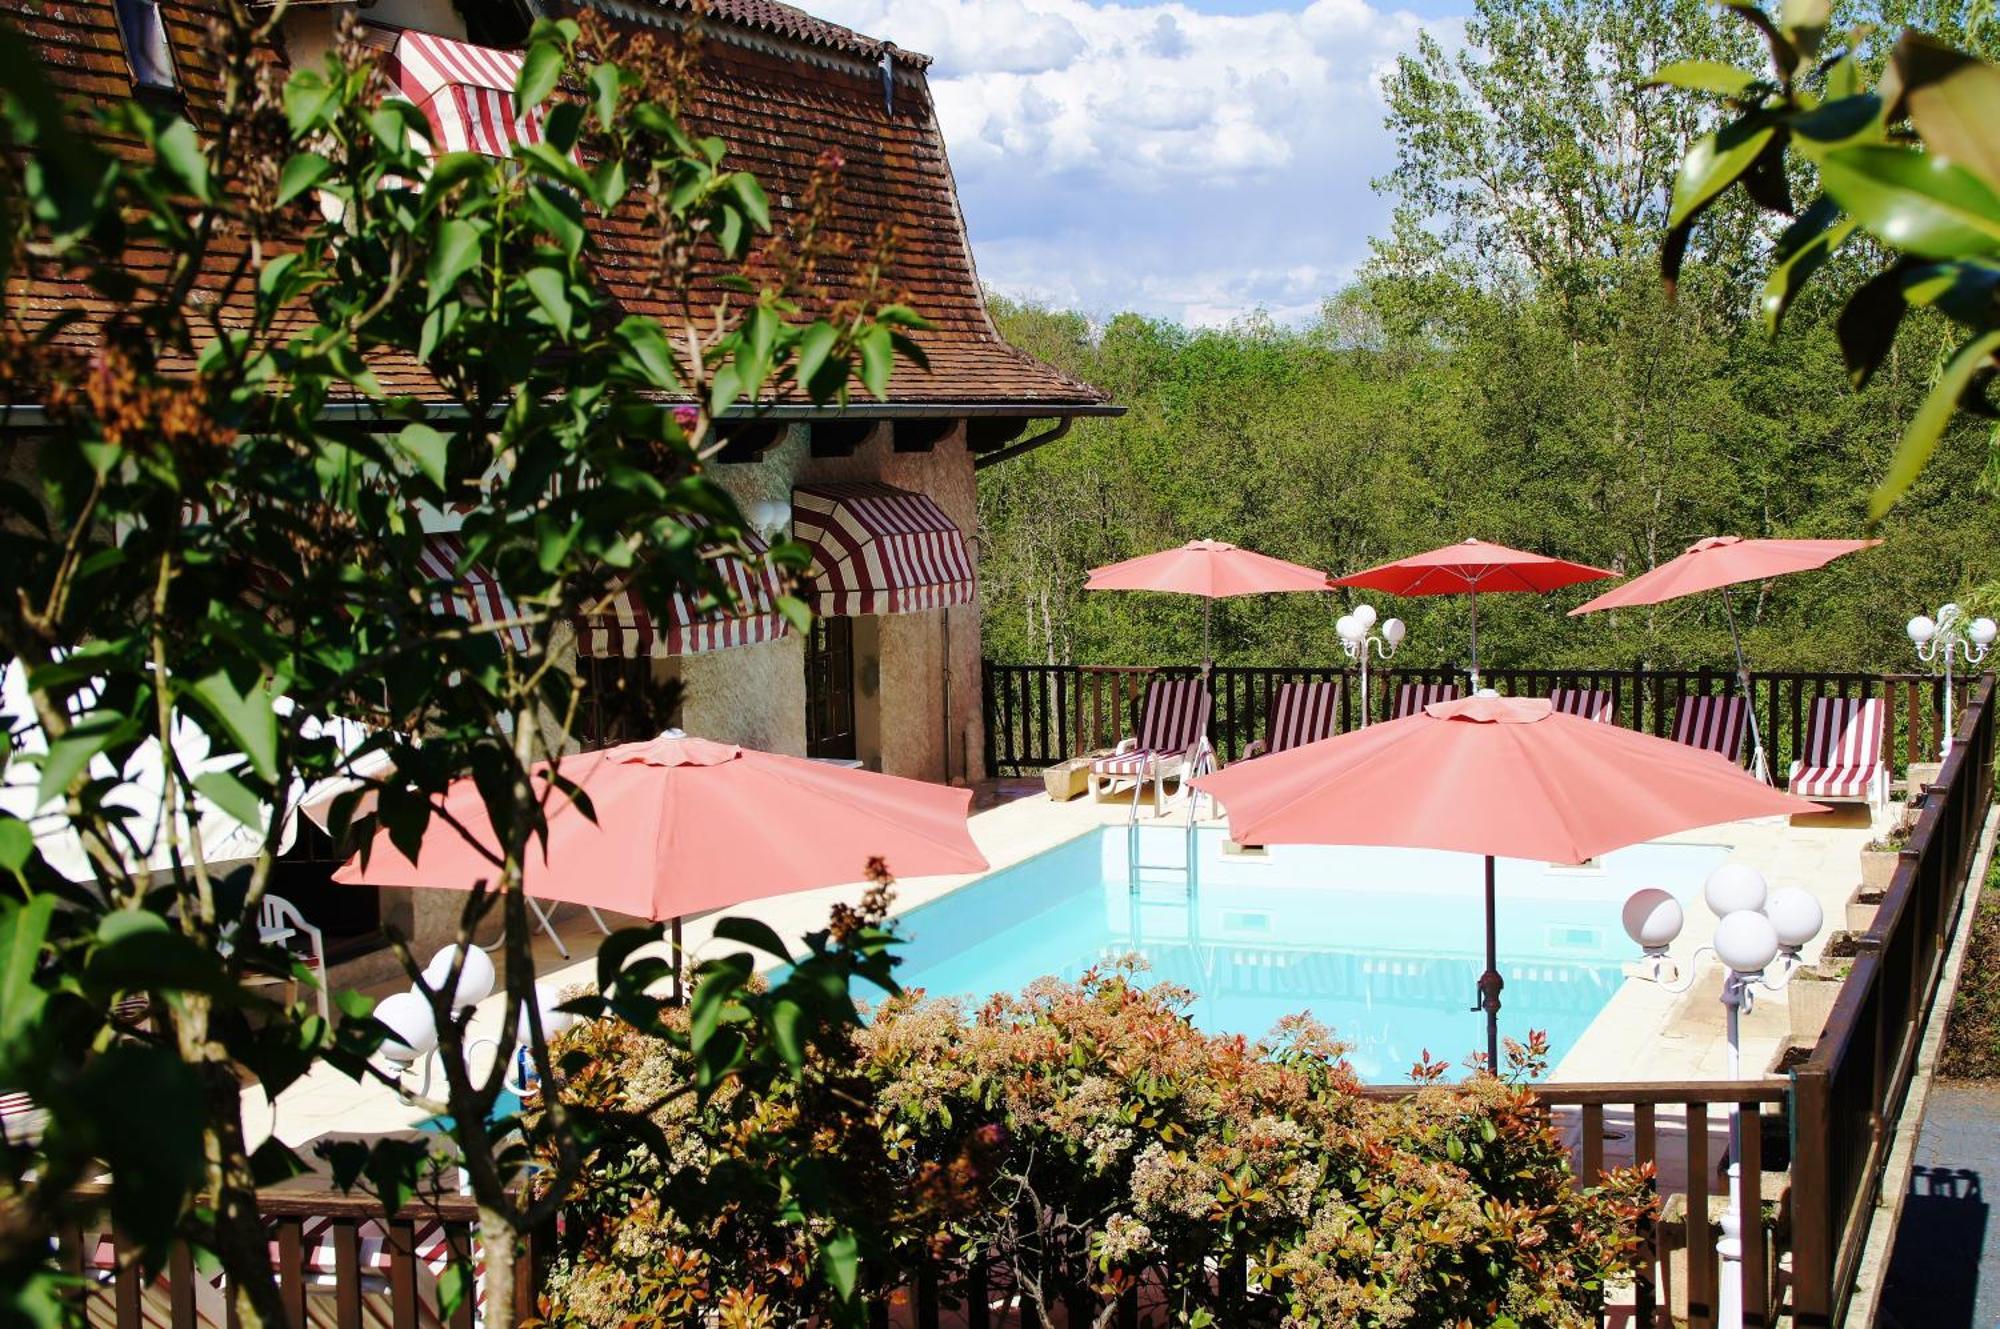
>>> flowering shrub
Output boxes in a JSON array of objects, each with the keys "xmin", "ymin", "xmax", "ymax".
[{"xmin": 535, "ymin": 968, "xmax": 1653, "ymax": 1327}]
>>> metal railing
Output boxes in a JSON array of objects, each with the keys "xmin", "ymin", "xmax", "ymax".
[{"xmin": 984, "ymin": 661, "xmax": 1972, "ymax": 781}]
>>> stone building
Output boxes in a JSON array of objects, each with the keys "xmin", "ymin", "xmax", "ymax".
[{"xmin": 7, "ymin": 0, "xmax": 1115, "ymax": 968}]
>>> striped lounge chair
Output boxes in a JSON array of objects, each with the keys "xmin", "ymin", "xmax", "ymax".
[
  {"xmin": 1089, "ymin": 677, "xmax": 1214, "ymax": 816},
  {"xmin": 1788, "ymin": 696, "xmax": 1889, "ymax": 813},
  {"xmin": 1672, "ymin": 693, "xmax": 1748, "ymax": 764},
  {"xmin": 1243, "ymin": 680, "xmax": 1342, "ymax": 759},
  {"xmin": 1392, "ymin": 681, "xmax": 1460, "ymax": 719},
  {"xmin": 1549, "ymin": 688, "xmax": 1613, "ymax": 722}
]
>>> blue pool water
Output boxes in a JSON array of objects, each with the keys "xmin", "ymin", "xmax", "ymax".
[{"xmin": 888, "ymin": 827, "xmax": 1728, "ymax": 1081}]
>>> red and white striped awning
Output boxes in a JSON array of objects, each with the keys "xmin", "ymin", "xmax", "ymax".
[
  {"xmin": 422, "ymin": 534, "xmax": 530, "ymax": 651},
  {"xmin": 574, "ymin": 530, "xmax": 790, "ymax": 659},
  {"xmin": 389, "ymin": 30, "xmax": 546, "ymax": 159},
  {"xmin": 792, "ymin": 483, "xmax": 975, "ymax": 617}
]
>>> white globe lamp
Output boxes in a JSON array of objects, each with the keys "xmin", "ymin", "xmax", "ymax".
[
  {"xmin": 1382, "ymin": 617, "xmax": 1407, "ymax": 647},
  {"xmin": 374, "ymin": 990, "xmax": 438, "ymax": 1063},
  {"xmin": 517, "ymin": 987, "xmax": 578, "ymax": 1043},
  {"xmin": 1703, "ymin": 863, "xmax": 1769, "ymax": 919},
  {"xmin": 1907, "ymin": 614, "xmax": 1937, "ymax": 646},
  {"xmin": 1765, "ymin": 887, "xmax": 1824, "ymax": 956},
  {"xmin": 1336, "ymin": 613, "xmax": 1360, "ymax": 644},
  {"xmin": 1621, "ymin": 888, "xmax": 1685, "ymax": 956},
  {"xmin": 1352, "ymin": 603, "xmax": 1378, "ymax": 630},
  {"xmin": 1713, "ymin": 909, "xmax": 1781, "ymax": 976},
  {"xmin": 424, "ymin": 944, "xmax": 496, "ymax": 1011},
  {"xmin": 1973, "ymin": 617, "xmax": 1999, "ymax": 649}
]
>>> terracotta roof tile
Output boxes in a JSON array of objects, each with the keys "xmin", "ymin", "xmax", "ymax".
[{"xmin": 6, "ymin": 0, "xmax": 1110, "ymax": 414}]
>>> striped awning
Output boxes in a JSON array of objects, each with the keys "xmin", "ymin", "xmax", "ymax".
[
  {"xmin": 422, "ymin": 534, "xmax": 530, "ymax": 651},
  {"xmin": 792, "ymin": 483, "xmax": 976, "ymax": 617},
  {"xmin": 389, "ymin": 31, "xmax": 546, "ymax": 159},
  {"xmin": 574, "ymin": 530, "xmax": 790, "ymax": 659}
]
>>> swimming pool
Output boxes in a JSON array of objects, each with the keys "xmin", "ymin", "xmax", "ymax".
[{"xmin": 888, "ymin": 826, "xmax": 1729, "ymax": 1081}]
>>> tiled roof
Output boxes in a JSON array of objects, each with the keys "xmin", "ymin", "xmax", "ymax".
[{"xmin": 5, "ymin": 0, "xmax": 1108, "ymax": 414}]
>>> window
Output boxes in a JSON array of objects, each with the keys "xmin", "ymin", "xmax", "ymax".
[
  {"xmin": 805, "ymin": 617, "xmax": 857, "ymax": 761},
  {"xmin": 114, "ymin": 0, "xmax": 177, "ymax": 91}
]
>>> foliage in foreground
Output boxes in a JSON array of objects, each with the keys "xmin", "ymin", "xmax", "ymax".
[
  {"xmin": 534, "ymin": 970, "xmax": 1655, "ymax": 1329},
  {"xmin": 0, "ymin": 7, "xmax": 914, "ymax": 1325},
  {"xmin": 1938, "ymin": 859, "xmax": 2000, "ymax": 1078}
]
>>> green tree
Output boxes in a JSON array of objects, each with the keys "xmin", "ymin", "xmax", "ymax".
[{"xmin": 0, "ymin": 8, "xmax": 909, "ymax": 1326}]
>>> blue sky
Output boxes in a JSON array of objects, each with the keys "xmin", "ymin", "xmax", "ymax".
[{"xmin": 810, "ymin": 0, "xmax": 1472, "ymax": 326}]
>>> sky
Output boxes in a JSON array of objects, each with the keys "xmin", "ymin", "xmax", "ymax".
[{"xmin": 806, "ymin": 0, "xmax": 1471, "ymax": 328}]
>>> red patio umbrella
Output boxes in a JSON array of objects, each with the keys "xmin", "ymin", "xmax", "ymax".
[
  {"xmin": 337, "ymin": 733, "xmax": 988, "ymax": 995},
  {"xmin": 1085, "ymin": 540, "xmax": 1333, "ymax": 671},
  {"xmin": 1568, "ymin": 536, "xmax": 1882, "ymax": 779},
  {"xmin": 1193, "ymin": 693, "xmax": 1822, "ymax": 1068},
  {"xmin": 1331, "ymin": 539, "xmax": 1614, "ymax": 689}
]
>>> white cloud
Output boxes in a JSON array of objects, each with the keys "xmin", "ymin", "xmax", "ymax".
[{"xmin": 808, "ymin": 0, "xmax": 1456, "ymax": 325}]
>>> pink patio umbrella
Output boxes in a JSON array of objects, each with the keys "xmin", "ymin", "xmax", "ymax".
[
  {"xmin": 336, "ymin": 733, "xmax": 988, "ymax": 996},
  {"xmin": 1193, "ymin": 694, "xmax": 1822, "ymax": 1068},
  {"xmin": 1084, "ymin": 540, "xmax": 1334, "ymax": 671},
  {"xmin": 1331, "ymin": 538, "xmax": 1615, "ymax": 690},
  {"xmin": 1569, "ymin": 536, "xmax": 1883, "ymax": 780}
]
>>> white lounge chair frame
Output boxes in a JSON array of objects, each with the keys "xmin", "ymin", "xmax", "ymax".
[
  {"xmin": 1089, "ymin": 677, "xmax": 1214, "ymax": 817},
  {"xmin": 1787, "ymin": 695, "xmax": 1890, "ymax": 815}
]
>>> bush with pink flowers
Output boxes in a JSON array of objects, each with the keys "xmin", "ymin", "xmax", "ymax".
[{"xmin": 535, "ymin": 968, "xmax": 1653, "ymax": 1328}]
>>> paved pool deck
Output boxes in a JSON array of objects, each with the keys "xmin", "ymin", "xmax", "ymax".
[{"xmin": 253, "ymin": 776, "xmax": 1887, "ymax": 1149}]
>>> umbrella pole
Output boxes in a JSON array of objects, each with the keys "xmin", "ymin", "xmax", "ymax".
[
  {"xmin": 670, "ymin": 914, "xmax": 685, "ymax": 1007},
  {"xmin": 1468, "ymin": 591, "xmax": 1481, "ymax": 692},
  {"xmin": 1476, "ymin": 854, "xmax": 1502, "ymax": 1073},
  {"xmin": 1720, "ymin": 587, "xmax": 1770, "ymax": 782},
  {"xmin": 1202, "ymin": 599, "xmax": 1213, "ymax": 677}
]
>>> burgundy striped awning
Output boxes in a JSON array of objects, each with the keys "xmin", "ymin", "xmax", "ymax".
[
  {"xmin": 389, "ymin": 31, "xmax": 546, "ymax": 159},
  {"xmin": 792, "ymin": 483, "xmax": 975, "ymax": 617},
  {"xmin": 574, "ymin": 530, "xmax": 790, "ymax": 659},
  {"xmin": 422, "ymin": 534, "xmax": 530, "ymax": 651}
]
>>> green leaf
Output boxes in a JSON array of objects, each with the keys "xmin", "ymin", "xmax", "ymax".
[
  {"xmin": 1669, "ymin": 116, "xmax": 1777, "ymax": 229},
  {"xmin": 1893, "ymin": 31, "xmax": 2000, "ymax": 193},
  {"xmin": 438, "ymin": 1262, "xmax": 470, "ymax": 1323},
  {"xmin": 768, "ymin": 996, "xmax": 805, "ymax": 1072},
  {"xmin": 425, "ymin": 219, "xmax": 482, "ymax": 311},
  {"xmin": 390, "ymin": 422, "xmax": 451, "ymax": 488},
  {"xmin": 708, "ymin": 361, "xmax": 743, "ymax": 415},
  {"xmin": 857, "ymin": 326, "xmax": 894, "ymax": 400},
  {"xmin": 726, "ymin": 173, "xmax": 770, "ymax": 230},
  {"xmin": 819, "ymin": 1229, "xmax": 861, "ymax": 1302},
  {"xmin": 189, "ymin": 671, "xmax": 279, "ymax": 781},
  {"xmin": 1787, "ymin": 94, "xmax": 1883, "ymax": 154},
  {"xmin": 1871, "ymin": 328, "xmax": 2000, "ymax": 518},
  {"xmin": 794, "ymin": 322, "xmax": 838, "ymax": 389},
  {"xmin": 193, "ymin": 769, "xmax": 264, "ymax": 830},
  {"xmin": 1820, "ymin": 146, "xmax": 2000, "ymax": 259},
  {"xmin": 710, "ymin": 916, "xmax": 793, "ymax": 963},
  {"xmin": 0, "ymin": 819, "xmax": 34, "ymax": 883},
  {"xmin": 1778, "ymin": 0, "xmax": 1831, "ymax": 62},
  {"xmin": 419, "ymin": 151, "xmax": 492, "ymax": 203},
  {"xmin": 1645, "ymin": 61, "xmax": 1759, "ymax": 96},
  {"xmin": 516, "ymin": 40, "xmax": 563, "ymax": 110},
  {"xmin": 588, "ymin": 64, "xmax": 622, "ymax": 130},
  {"xmin": 615, "ymin": 317, "xmax": 684, "ymax": 390},
  {"xmin": 153, "ymin": 118, "xmax": 211, "ymax": 203},
  {"xmin": 274, "ymin": 153, "xmax": 332, "ymax": 208},
  {"xmin": 1762, "ymin": 197, "xmax": 1857, "ymax": 331},
  {"xmin": 524, "ymin": 267, "xmax": 574, "ymax": 339},
  {"xmin": 689, "ymin": 952, "xmax": 752, "ymax": 1049},
  {"xmin": 0, "ymin": 895, "xmax": 56, "ymax": 1048},
  {"xmin": 34, "ymin": 711, "xmax": 134, "ymax": 806}
]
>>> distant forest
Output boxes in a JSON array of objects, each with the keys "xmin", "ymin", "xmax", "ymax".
[{"xmin": 975, "ymin": 0, "xmax": 2000, "ymax": 678}]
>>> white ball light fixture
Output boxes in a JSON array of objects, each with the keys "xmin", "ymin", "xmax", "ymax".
[
  {"xmin": 1712, "ymin": 909, "xmax": 1781, "ymax": 975},
  {"xmin": 1382, "ymin": 617, "xmax": 1407, "ymax": 647},
  {"xmin": 1907, "ymin": 614, "xmax": 1938, "ymax": 646},
  {"xmin": 1703, "ymin": 863, "xmax": 1769, "ymax": 919},
  {"xmin": 1621, "ymin": 887, "xmax": 1685, "ymax": 953},
  {"xmin": 516, "ymin": 986, "xmax": 578, "ymax": 1043},
  {"xmin": 1764, "ymin": 887, "xmax": 1824, "ymax": 953},
  {"xmin": 374, "ymin": 990, "xmax": 439, "ymax": 1062},
  {"xmin": 1973, "ymin": 617, "xmax": 2000, "ymax": 648},
  {"xmin": 1336, "ymin": 614, "xmax": 1360, "ymax": 643},
  {"xmin": 424, "ymin": 944, "xmax": 496, "ymax": 1012},
  {"xmin": 1352, "ymin": 603, "xmax": 1378, "ymax": 630}
]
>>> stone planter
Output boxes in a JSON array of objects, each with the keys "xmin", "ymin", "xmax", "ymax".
[
  {"xmin": 1788, "ymin": 972, "xmax": 1846, "ymax": 1044},
  {"xmin": 1846, "ymin": 886, "xmax": 1885, "ymax": 934},
  {"xmin": 1859, "ymin": 846, "xmax": 1900, "ymax": 893}
]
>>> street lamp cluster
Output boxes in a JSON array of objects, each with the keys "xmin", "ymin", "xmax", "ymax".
[
  {"xmin": 1623, "ymin": 865, "xmax": 1824, "ymax": 1329},
  {"xmin": 1908, "ymin": 603, "xmax": 1996, "ymax": 759},
  {"xmin": 373, "ymin": 946, "xmax": 577, "ymax": 1099},
  {"xmin": 1336, "ymin": 603, "xmax": 1405, "ymax": 726}
]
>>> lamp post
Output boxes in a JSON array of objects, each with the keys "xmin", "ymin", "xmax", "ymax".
[
  {"xmin": 1908, "ymin": 603, "xmax": 1996, "ymax": 760},
  {"xmin": 1336, "ymin": 603, "xmax": 1406, "ymax": 726},
  {"xmin": 1623, "ymin": 866, "xmax": 1824, "ymax": 1329}
]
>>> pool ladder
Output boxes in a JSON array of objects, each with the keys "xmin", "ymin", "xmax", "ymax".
[{"xmin": 1127, "ymin": 814, "xmax": 1199, "ymax": 894}]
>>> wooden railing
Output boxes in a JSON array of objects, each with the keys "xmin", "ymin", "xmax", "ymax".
[
  {"xmin": 63, "ymin": 1183, "xmax": 547, "ymax": 1329},
  {"xmin": 983, "ymin": 661, "xmax": 1972, "ymax": 780},
  {"xmin": 1788, "ymin": 672, "xmax": 1997, "ymax": 1327}
]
